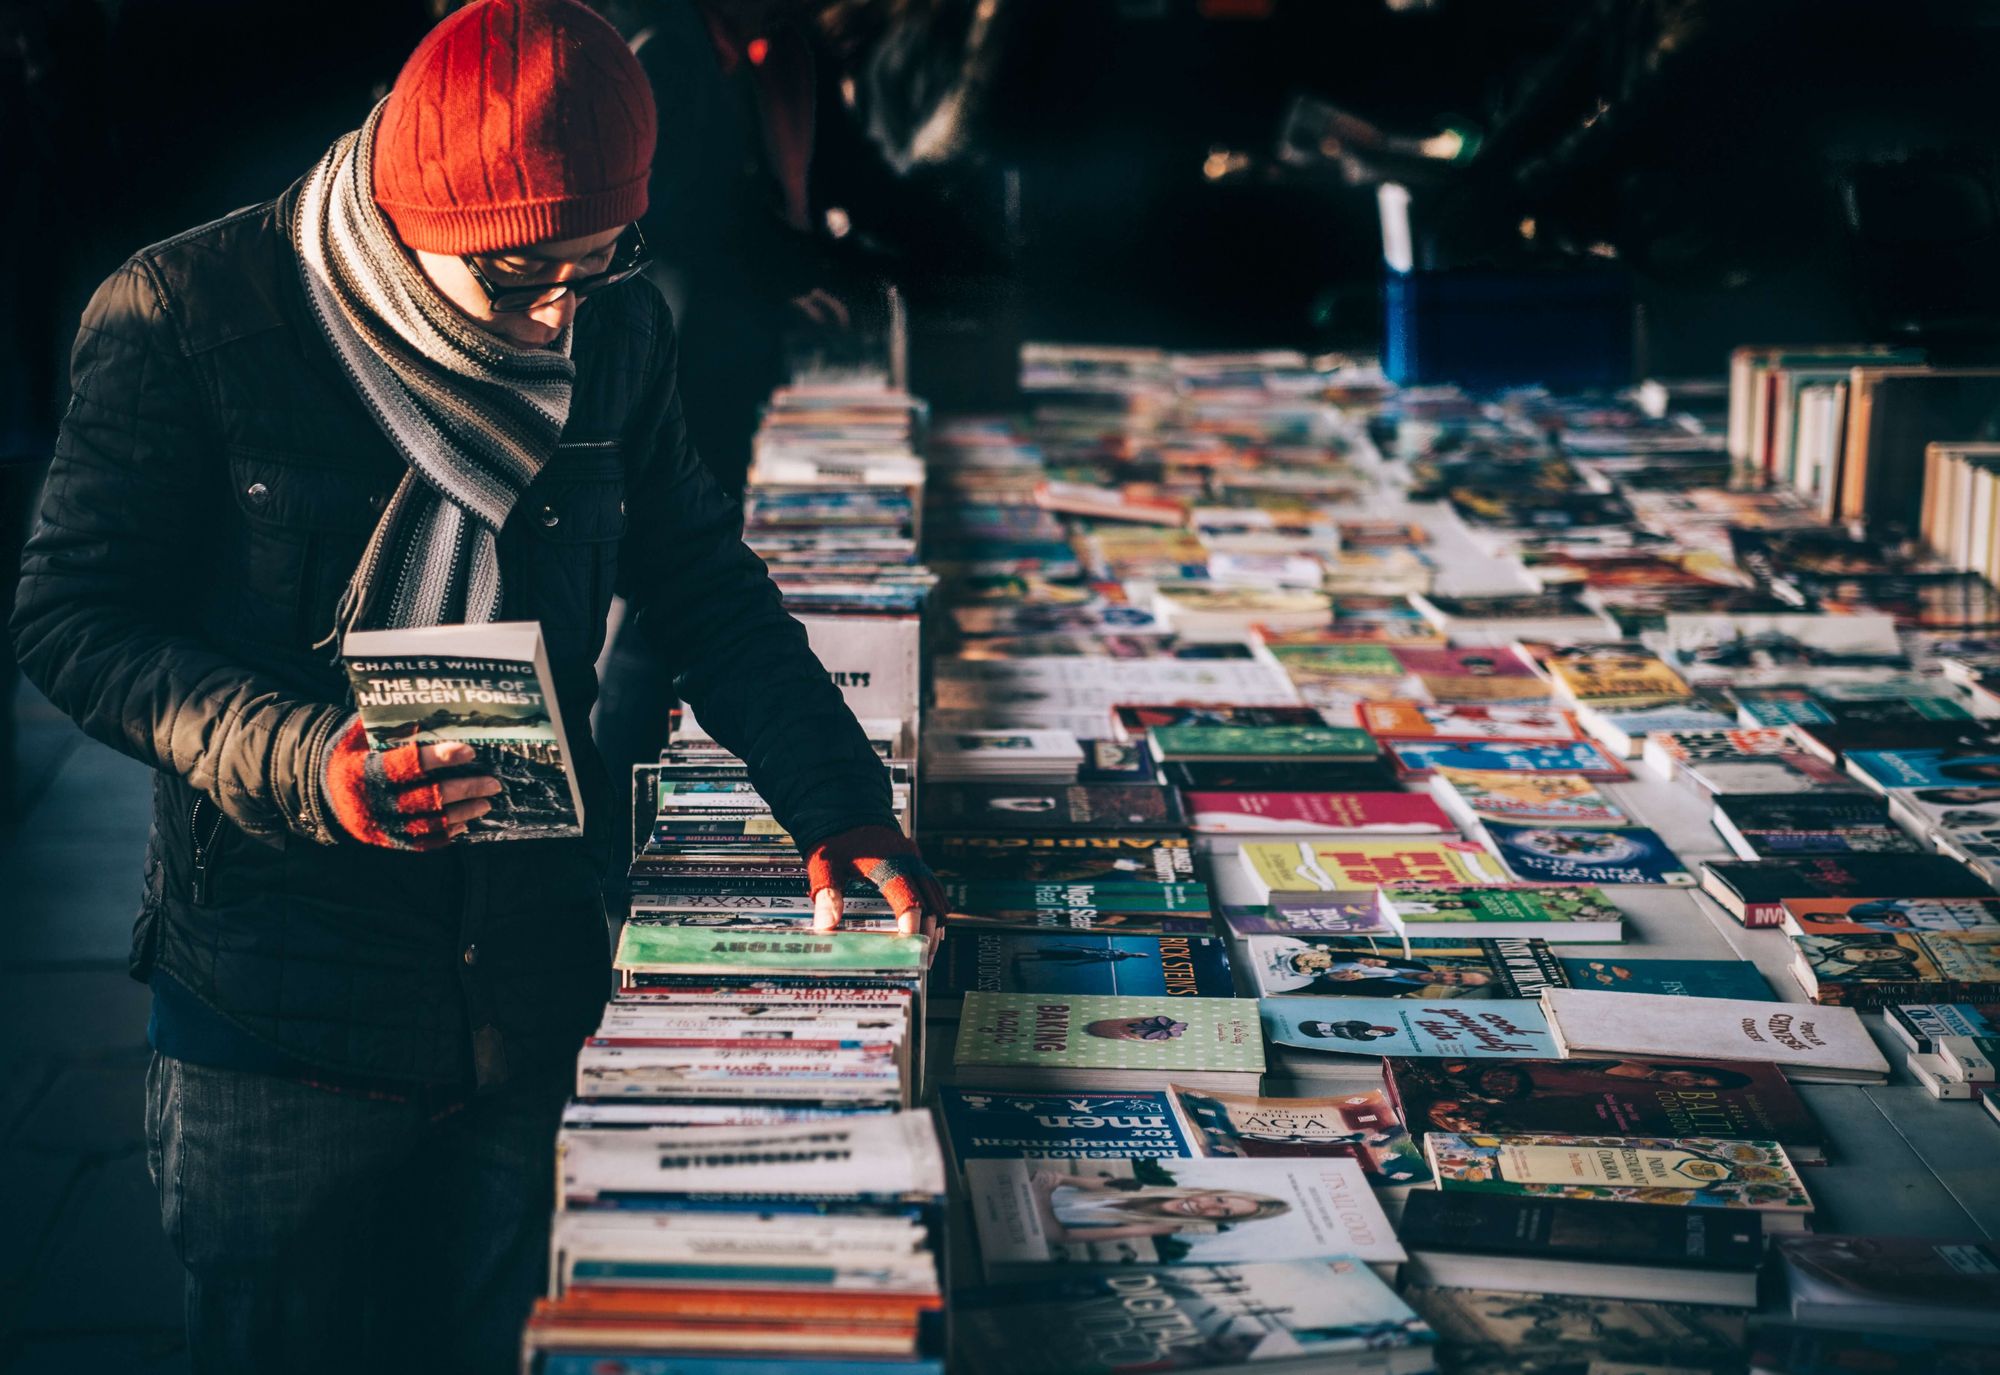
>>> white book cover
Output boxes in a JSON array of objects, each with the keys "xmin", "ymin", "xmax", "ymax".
[
  {"xmin": 965, "ymin": 1155, "xmax": 1403, "ymax": 1271},
  {"xmin": 562, "ymin": 1112, "xmax": 946, "ymax": 1203},
  {"xmin": 1540, "ymin": 988, "xmax": 1889, "ymax": 1083}
]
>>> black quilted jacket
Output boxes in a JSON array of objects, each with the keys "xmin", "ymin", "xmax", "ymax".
[{"xmin": 10, "ymin": 179, "xmax": 896, "ymax": 1088}]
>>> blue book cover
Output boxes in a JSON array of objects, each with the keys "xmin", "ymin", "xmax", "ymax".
[
  {"xmin": 1848, "ymin": 748, "xmax": 2000, "ymax": 790},
  {"xmin": 1261, "ymin": 997, "xmax": 1558, "ymax": 1058},
  {"xmin": 1388, "ymin": 739, "xmax": 1626, "ymax": 778},
  {"xmin": 937, "ymin": 1087, "xmax": 1195, "ymax": 1163},
  {"xmin": 935, "ymin": 932, "xmax": 1235, "ymax": 1002},
  {"xmin": 1559, "ymin": 956, "xmax": 1776, "ymax": 1000},
  {"xmin": 1482, "ymin": 821, "xmax": 1694, "ymax": 886}
]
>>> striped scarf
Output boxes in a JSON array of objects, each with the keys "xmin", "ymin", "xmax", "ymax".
[{"xmin": 294, "ymin": 99, "xmax": 576, "ymax": 645}]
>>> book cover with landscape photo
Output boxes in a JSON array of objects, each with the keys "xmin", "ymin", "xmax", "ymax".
[{"xmin": 342, "ymin": 621, "xmax": 582, "ymax": 840}]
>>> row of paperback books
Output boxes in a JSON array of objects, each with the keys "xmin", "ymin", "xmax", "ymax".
[
  {"xmin": 913, "ymin": 348, "xmax": 1998, "ymax": 1373},
  {"xmin": 521, "ymin": 379, "xmax": 948, "ymax": 1374}
]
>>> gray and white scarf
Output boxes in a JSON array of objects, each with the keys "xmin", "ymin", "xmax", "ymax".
[{"xmin": 295, "ymin": 99, "xmax": 576, "ymax": 645}]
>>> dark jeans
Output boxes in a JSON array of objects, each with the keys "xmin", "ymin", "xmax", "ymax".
[{"xmin": 144, "ymin": 1053, "xmax": 568, "ymax": 1375}]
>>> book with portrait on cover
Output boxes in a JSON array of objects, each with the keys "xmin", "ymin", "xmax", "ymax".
[{"xmin": 342, "ymin": 620, "xmax": 583, "ymax": 840}]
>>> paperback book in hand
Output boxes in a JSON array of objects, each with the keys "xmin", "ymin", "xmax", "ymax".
[{"xmin": 342, "ymin": 621, "xmax": 583, "ymax": 840}]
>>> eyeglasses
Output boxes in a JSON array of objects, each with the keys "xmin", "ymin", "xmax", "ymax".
[{"xmin": 461, "ymin": 225, "xmax": 652, "ymax": 314}]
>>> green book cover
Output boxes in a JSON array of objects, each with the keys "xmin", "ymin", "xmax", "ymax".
[
  {"xmin": 614, "ymin": 923, "xmax": 929, "ymax": 974},
  {"xmin": 1149, "ymin": 725, "xmax": 1379, "ymax": 759},
  {"xmin": 1382, "ymin": 885, "xmax": 1624, "ymax": 927},
  {"xmin": 955, "ymin": 992, "xmax": 1266, "ymax": 1074}
]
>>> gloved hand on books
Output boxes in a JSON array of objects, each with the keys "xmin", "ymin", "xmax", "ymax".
[
  {"xmin": 317, "ymin": 716, "xmax": 503, "ymax": 850},
  {"xmin": 806, "ymin": 825, "xmax": 947, "ymax": 939}
]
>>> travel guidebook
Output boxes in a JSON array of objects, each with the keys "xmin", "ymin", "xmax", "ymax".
[
  {"xmin": 1383, "ymin": 1057, "xmax": 1826, "ymax": 1161},
  {"xmin": 932, "ymin": 931, "xmax": 1236, "ymax": 1010},
  {"xmin": 953, "ymin": 993, "xmax": 1266, "ymax": 1092},
  {"xmin": 950, "ymin": 1261, "xmax": 1437, "ymax": 1375},
  {"xmin": 1423, "ymin": 1133, "xmax": 1814, "ymax": 1230},
  {"xmin": 341, "ymin": 621, "xmax": 583, "ymax": 839},
  {"xmin": 1261, "ymin": 998, "xmax": 1559, "ymax": 1060},
  {"xmin": 936, "ymin": 1088, "xmax": 1196, "ymax": 1167},
  {"xmin": 1167, "ymin": 1086, "xmax": 1430, "ymax": 1186},
  {"xmin": 1481, "ymin": 821, "xmax": 1694, "ymax": 886},
  {"xmin": 1243, "ymin": 934, "xmax": 1568, "ymax": 999},
  {"xmin": 965, "ymin": 1156, "xmax": 1405, "ymax": 1271}
]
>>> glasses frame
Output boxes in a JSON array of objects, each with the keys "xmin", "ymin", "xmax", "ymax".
[{"xmin": 461, "ymin": 224, "xmax": 652, "ymax": 314}]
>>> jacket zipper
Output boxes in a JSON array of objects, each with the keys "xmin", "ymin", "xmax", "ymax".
[{"xmin": 189, "ymin": 794, "xmax": 225, "ymax": 904}]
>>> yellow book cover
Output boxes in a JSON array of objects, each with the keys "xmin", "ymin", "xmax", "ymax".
[
  {"xmin": 1548, "ymin": 654, "xmax": 1691, "ymax": 706},
  {"xmin": 1238, "ymin": 839, "xmax": 1509, "ymax": 894}
]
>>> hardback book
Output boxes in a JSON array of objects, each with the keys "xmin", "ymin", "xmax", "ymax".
[
  {"xmin": 923, "ymin": 783, "xmax": 1185, "ymax": 834},
  {"xmin": 1146, "ymin": 725, "xmax": 1378, "ymax": 762},
  {"xmin": 1403, "ymin": 1284, "xmax": 1745, "ymax": 1373},
  {"xmin": 1242, "ymin": 934, "xmax": 1567, "ymax": 999},
  {"xmin": 952, "ymin": 993, "xmax": 1266, "ymax": 1092},
  {"xmin": 951, "ymin": 1261, "xmax": 1437, "ymax": 1375},
  {"xmin": 1790, "ymin": 931, "xmax": 2000, "ymax": 1008},
  {"xmin": 1398, "ymin": 1192, "xmax": 1763, "ymax": 1308},
  {"xmin": 1179, "ymin": 791, "xmax": 1451, "ymax": 836},
  {"xmin": 1379, "ymin": 885, "xmax": 1625, "ymax": 942},
  {"xmin": 1423, "ymin": 1132, "xmax": 1814, "ymax": 1230},
  {"xmin": 1383, "ymin": 1055, "xmax": 1826, "ymax": 1162},
  {"xmin": 964, "ymin": 1156, "xmax": 1405, "ymax": 1273},
  {"xmin": 612, "ymin": 925, "xmax": 929, "ymax": 977},
  {"xmin": 1540, "ymin": 988, "xmax": 1891, "ymax": 1083},
  {"xmin": 1235, "ymin": 840, "xmax": 1509, "ymax": 897},
  {"xmin": 935, "ymin": 1088, "xmax": 1195, "ymax": 1170},
  {"xmin": 1356, "ymin": 701, "xmax": 1582, "ymax": 741},
  {"xmin": 340, "ymin": 621, "xmax": 583, "ymax": 839},
  {"xmin": 928, "ymin": 837, "xmax": 1196, "ymax": 888},
  {"xmin": 1384, "ymin": 738, "xmax": 1629, "ymax": 781},
  {"xmin": 931, "ymin": 932, "xmax": 1235, "ymax": 1013},
  {"xmin": 1710, "ymin": 792, "xmax": 1916, "ymax": 860},
  {"xmin": 1167, "ymin": 1086, "xmax": 1429, "ymax": 1186},
  {"xmin": 1699, "ymin": 854, "xmax": 1995, "ymax": 929},
  {"xmin": 1778, "ymin": 1235, "xmax": 2000, "ymax": 1344},
  {"xmin": 1778, "ymin": 895, "xmax": 2000, "ymax": 938},
  {"xmin": 1428, "ymin": 767, "xmax": 1630, "ymax": 828},
  {"xmin": 1481, "ymin": 822, "xmax": 1693, "ymax": 886},
  {"xmin": 1220, "ymin": 896, "xmax": 1394, "ymax": 938},
  {"xmin": 1885, "ymin": 1001, "xmax": 2000, "ymax": 1054},
  {"xmin": 1261, "ymin": 997, "xmax": 1558, "ymax": 1061},
  {"xmin": 1558, "ymin": 956, "xmax": 1776, "ymax": 1001}
]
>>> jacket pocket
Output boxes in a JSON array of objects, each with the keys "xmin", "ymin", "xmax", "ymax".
[
  {"xmin": 226, "ymin": 447, "xmax": 397, "ymax": 647},
  {"xmin": 507, "ymin": 444, "xmax": 626, "ymax": 665},
  {"xmin": 186, "ymin": 791, "xmax": 227, "ymax": 907}
]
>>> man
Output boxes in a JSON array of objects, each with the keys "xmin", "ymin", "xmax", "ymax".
[{"xmin": 9, "ymin": 2, "xmax": 940, "ymax": 1371}]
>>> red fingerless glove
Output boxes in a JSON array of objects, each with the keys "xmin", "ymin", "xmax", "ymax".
[
  {"xmin": 317, "ymin": 717, "xmax": 454, "ymax": 851},
  {"xmin": 806, "ymin": 825, "xmax": 947, "ymax": 920}
]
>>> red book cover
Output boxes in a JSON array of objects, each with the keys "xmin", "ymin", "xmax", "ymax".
[{"xmin": 1182, "ymin": 791, "xmax": 1452, "ymax": 835}]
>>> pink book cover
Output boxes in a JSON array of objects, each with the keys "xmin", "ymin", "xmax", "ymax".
[{"xmin": 1182, "ymin": 791, "xmax": 1454, "ymax": 834}]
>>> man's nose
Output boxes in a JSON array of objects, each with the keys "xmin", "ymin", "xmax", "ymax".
[{"xmin": 528, "ymin": 293, "xmax": 578, "ymax": 331}]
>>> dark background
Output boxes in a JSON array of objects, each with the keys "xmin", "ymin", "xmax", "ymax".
[{"xmin": 6, "ymin": 1, "xmax": 2000, "ymax": 1367}]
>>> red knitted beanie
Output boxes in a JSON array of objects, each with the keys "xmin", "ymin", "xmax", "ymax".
[{"xmin": 373, "ymin": 0, "xmax": 656, "ymax": 255}]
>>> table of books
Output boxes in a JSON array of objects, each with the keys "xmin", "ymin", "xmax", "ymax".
[{"xmin": 524, "ymin": 354, "xmax": 2000, "ymax": 1375}]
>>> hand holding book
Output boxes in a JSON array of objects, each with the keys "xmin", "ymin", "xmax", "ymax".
[
  {"xmin": 807, "ymin": 824, "xmax": 948, "ymax": 938},
  {"xmin": 317, "ymin": 716, "xmax": 503, "ymax": 850}
]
